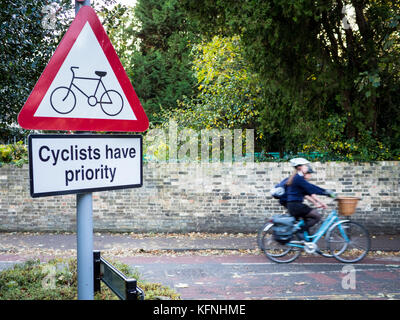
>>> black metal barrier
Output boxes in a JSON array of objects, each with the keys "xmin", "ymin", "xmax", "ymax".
[{"xmin": 93, "ymin": 251, "xmax": 145, "ymax": 300}]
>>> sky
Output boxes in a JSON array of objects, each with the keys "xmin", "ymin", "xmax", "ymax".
[
  {"xmin": 117, "ymin": 0, "xmax": 136, "ymax": 6},
  {"xmin": 73, "ymin": 0, "xmax": 136, "ymax": 7},
  {"xmin": 110, "ymin": 0, "xmax": 136, "ymax": 7}
]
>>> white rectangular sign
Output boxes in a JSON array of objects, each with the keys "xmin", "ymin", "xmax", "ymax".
[{"xmin": 28, "ymin": 134, "xmax": 142, "ymax": 197}]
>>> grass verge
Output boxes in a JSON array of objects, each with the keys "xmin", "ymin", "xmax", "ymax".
[{"xmin": 0, "ymin": 258, "xmax": 180, "ymax": 300}]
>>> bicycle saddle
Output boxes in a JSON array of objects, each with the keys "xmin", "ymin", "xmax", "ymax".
[{"xmin": 95, "ymin": 71, "xmax": 107, "ymax": 77}]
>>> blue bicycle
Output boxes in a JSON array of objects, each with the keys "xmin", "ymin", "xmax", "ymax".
[{"xmin": 259, "ymin": 197, "xmax": 370, "ymax": 263}]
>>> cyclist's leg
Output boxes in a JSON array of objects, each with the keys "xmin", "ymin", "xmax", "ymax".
[
  {"xmin": 287, "ymin": 202, "xmax": 310, "ymax": 241},
  {"xmin": 304, "ymin": 209, "xmax": 321, "ymax": 231}
]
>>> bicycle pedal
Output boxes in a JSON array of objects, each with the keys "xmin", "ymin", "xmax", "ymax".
[
  {"xmin": 291, "ymin": 240, "xmax": 305, "ymax": 244},
  {"xmin": 304, "ymin": 242, "xmax": 318, "ymax": 254}
]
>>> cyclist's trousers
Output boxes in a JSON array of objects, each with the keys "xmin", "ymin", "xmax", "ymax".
[{"xmin": 287, "ymin": 202, "xmax": 321, "ymax": 231}]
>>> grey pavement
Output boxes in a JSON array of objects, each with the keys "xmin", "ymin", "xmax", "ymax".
[
  {"xmin": 0, "ymin": 231, "xmax": 399, "ymax": 252},
  {"xmin": 1, "ymin": 231, "xmax": 399, "ymax": 300}
]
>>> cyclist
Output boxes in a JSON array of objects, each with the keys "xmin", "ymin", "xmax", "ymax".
[
  {"xmin": 285, "ymin": 158, "xmax": 335, "ymax": 241},
  {"xmin": 271, "ymin": 172, "xmax": 324, "ymax": 210}
]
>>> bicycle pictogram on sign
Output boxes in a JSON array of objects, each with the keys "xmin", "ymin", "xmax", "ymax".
[
  {"xmin": 18, "ymin": 6, "xmax": 149, "ymax": 132},
  {"xmin": 50, "ymin": 66, "xmax": 124, "ymax": 116}
]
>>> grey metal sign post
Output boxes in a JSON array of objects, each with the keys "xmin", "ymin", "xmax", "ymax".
[
  {"xmin": 75, "ymin": 0, "xmax": 93, "ymax": 300},
  {"xmin": 19, "ymin": 0, "xmax": 148, "ymax": 300},
  {"xmin": 28, "ymin": 134, "xmax": 143, "ymax": 300},
  {"xmin": 75, "ymin": 0, "xmax": 90, "ymax": 15},
  {"xmin": 77, "ymin": 191, "xmax": 93, "ymax": 299}
]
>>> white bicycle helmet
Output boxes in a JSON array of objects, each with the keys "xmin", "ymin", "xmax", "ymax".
[{"xmin": 289, "ymin": 157, "xmax": 310, "ymax": 167}]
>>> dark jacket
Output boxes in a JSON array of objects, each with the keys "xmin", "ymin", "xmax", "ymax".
[{"xmin": 286, "ymin": 173, "xmax": 327, "ymax": 202}]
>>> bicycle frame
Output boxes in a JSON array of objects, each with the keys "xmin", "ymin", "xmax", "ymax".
[
  {"xmin": 67, "ymin": 70, "xmax": 106, "ymax": 100},
  {"xmin": 287, "ymin": 209, "xmax": 349, "ymax": 249}
]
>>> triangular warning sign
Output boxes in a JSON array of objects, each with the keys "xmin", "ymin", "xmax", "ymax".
[{"xmin": 18, "ymin": 6, "xmax": 149, "ymax": 132}]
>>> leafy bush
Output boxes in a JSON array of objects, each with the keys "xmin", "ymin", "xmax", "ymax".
[
  {"xmin": 301, "ymin": 115, "xmax": 398, "ymax": 162},
  {"xmin": 0, "ymin": 141, "xmax": 28, "ymax": 167},
  {"xmin": 0, "ymin": 258, "xmax": 180, "ymax": 300}
]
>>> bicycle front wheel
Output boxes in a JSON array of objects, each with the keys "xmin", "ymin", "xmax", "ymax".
[
  {"xmin": 327, "ymin": 221, "xmax": 370, "ymax": 263},
  {"xmin": 261, "ymin": 223, "xmax": 300, "ymax": 263}
]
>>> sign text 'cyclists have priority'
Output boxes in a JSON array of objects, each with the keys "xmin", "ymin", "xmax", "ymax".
[
  {"xmin": 18, "ymin": 6, "xmax": 149, "ymax": 132},
  {"xmin": 28, "ymin": 135, "xmax": 142, "ymax": 197}
]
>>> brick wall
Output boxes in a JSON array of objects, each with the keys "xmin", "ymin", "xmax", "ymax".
[{"xmin": 1, "ymin": 162, "xmax": 399, "ymax": 234}]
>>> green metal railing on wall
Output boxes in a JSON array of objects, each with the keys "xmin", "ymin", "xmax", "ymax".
[
  {"xmin": 142, "ymin": 152, "xmax": 329, "ymax": 163},
  {"xmin": 253, "ymin": 151, "xmax": 328, "ymax": 162}
]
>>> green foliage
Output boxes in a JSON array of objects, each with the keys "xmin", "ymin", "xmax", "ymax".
[
  {"xmin": 0, "ymin": 258, "xmax": 180, "ymax": 300},
  {"xmin": 0, "ymin": 141, "xmax": 28, "ymax": 167},
  {"xmin": 2, "ymin": 0, "xmax": 400, "ymax": 162},
  {"xmin": 143, "ymin": 35, "xmax": 263, "ymax": 161},
  {"xmin": 191, "ymin": 35, "xmax": 263, "ymax": 131},
  {"xmin": 104, "ymin": 0, "xmax": 200, "ymax": 122},
  {"xmin": 0, "ymin": 0, "xmax": 68, "ymax": 134},
  {"xmin": 182, "ymin": 0, "xmax": 400, "ymax": 160},
  {"xmin": 302, "ymin": 114, "xmax": 395, "ymax": 161},
  {"xmin": 0, "ymin": 259, "xmax": 77, "ymax": 300},
  {"xmin": 0, "ymin": 0, "xmax": 116, "ymax": 140},
  {"xmin": 154, "ymin": 36, "xmax": 263, "ymax": 135}
]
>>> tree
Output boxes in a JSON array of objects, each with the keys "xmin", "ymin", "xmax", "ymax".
[
  {"xmin": 112, "ymin": 0, "xmax": 200, "ymax": 123},
  {"xmin": 165, "ymin": 35, "xmax": 263, "ymax": 133},
  {"xmin": 0, "ymin": 0, "xmax": 115, "ymax": 142},
  {"xmin": 0, "ymin": 0, "xmax": 61, "ymax": 140},
  {"xmin": 182, "ymin": 0, "xmax": 400, "ymax": 160}
]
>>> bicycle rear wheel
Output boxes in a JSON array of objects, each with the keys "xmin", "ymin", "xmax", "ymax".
[
  {"xmin": 50, "ymin": 86, "xmax": 76, "ymax": 114},
  {"xmin": 261, "ymin": 223, "xmax": 300, "ymax": 263},
  {"xmin": 257, "ymin": 221, "xmax": 271, "ymax": 250},
  {"xmin": 100, "ymin": 90, "xmax": 123, "ymax": 116},
  {"xmin": 327, "ymin": 221, "xmax": 370, "ymax": 263}
]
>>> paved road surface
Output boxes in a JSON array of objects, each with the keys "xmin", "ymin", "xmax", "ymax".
[
  {"xmin": 1, "ymin": 253, "xmax": 399, "ymax": 299},
  {"xmin": 1, "ymin": 232, "xmax": 399, "ymax": 300},
  {"xmin": 116, "ymin": 254, "xmax": 400, "ymax": 300}
]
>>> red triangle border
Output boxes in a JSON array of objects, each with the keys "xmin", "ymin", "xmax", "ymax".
[{"xmin": 18, "ymin": 6, "xmax": 149, "ymax": 132}]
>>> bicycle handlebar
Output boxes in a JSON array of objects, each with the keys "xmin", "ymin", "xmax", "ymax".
[
  {"xmin": 312, "ymin": 197, "xmax": 336, "ymax": 213},
  {"xmin": 70, "ymin": 66, "xmax": 79, "ymax": 78}
]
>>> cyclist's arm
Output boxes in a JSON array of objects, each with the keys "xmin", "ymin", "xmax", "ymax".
[
  {"xmin": 297, "ymin": 176, "xmax": 327, "ymax": 196},
  {"xmin": 309, "ymin": 194, "xmax": 328, "ymax": 209},
  {"xmin": 304, "ymin": 195, "xmax": 318, "ymax": 206}
]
